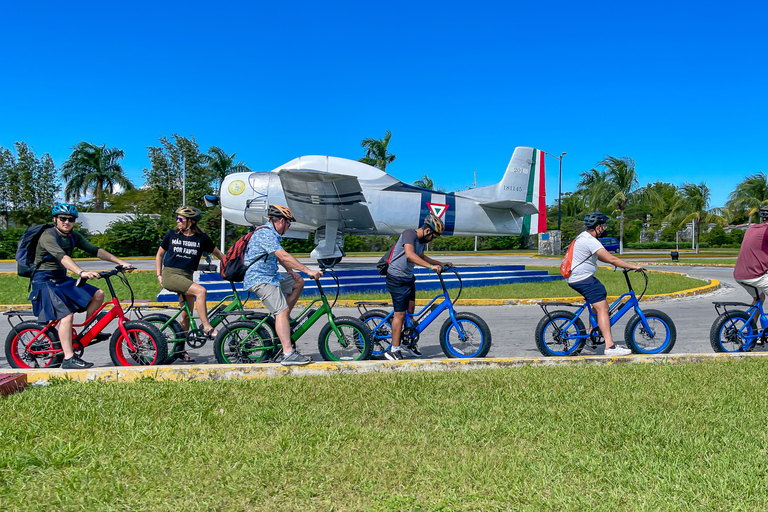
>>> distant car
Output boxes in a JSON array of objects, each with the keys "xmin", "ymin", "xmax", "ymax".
[{"xmin": 600, "ymin": 237, "xmax": 620, "ymax": 253}]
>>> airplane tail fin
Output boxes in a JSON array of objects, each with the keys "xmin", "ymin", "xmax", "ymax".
[{"xmin": 468, "ymin": 147, "xmax": 547, "ymax": 235}]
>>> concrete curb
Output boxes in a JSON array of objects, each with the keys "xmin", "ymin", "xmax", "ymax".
[{"xmin": 3, "ymin": 351, "xmax": 764, "ymax": 384}]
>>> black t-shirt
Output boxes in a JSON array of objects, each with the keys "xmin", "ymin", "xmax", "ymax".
[{"xmin": 160, "ymin": 230, "xmax": 215, "ymax": 273}]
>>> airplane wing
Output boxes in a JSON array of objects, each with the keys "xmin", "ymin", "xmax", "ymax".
[
  {"xmin": 278, "ymin": 170, "xmax": 377, "ymax": 233},
  {"xmin": 479, "ymin": 200, "xmax": 539, "ymax": 216}
]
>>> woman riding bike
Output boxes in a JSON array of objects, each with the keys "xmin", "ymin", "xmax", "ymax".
[
  {"xmin": 565, "ymin": 212, "xmax": 643, "ymax": 356},
  {"xmin": 155, "ymin": 205, "xmax": 224, "ymax": 362}
]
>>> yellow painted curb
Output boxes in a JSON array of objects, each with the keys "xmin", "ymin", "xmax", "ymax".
[{"xmin": 3, "ymin": 352, "xmax": 764, "ymax": 384}]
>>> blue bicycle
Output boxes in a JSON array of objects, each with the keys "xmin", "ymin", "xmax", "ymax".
[
  {"xmin": 358, "ymin": 266, "xmax": 492, "ymax": 358},
  {"xmin": 710, "ymin": 295, "xmax": 768, "ymax": 352},
  {"xmin": 535, "ymin": 269, "xmax": 676, "ymax": 356}
]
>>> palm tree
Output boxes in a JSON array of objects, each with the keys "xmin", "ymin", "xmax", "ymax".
[
  {"xmin": 62, "ymin": 142, "xmax": 134, "ymax": 211},
  {"xmin": 359, "ymin": 130, "xmax": 396, "ymax": 172},
  {"xmin": 576, "ymin": 168, "xmax": 610, "ymax": 212},
  {"xmin": 668, "ymin": 182, "xmax": 725, "ymax": 253},
  {"xmin": 726, "ymin": 172, "xmax": 768, "ymax": 225},
  {"xmin": 202, "ymin": 146, "xmax": 252, "ymax": 192},
  {"xmin": 413, "ymin": 174, "xmax": 446, "ymax": 192},
  {"xmin": 599, "ymin": 156, "xmax": 640, "ymax": 254}
]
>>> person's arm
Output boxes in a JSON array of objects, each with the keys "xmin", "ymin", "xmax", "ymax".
[
  {"xmin": 212, "ymin": 247, "xmax": 225, "ymax": 260},
  {"xmin": 403, "ymin": 244, "xmax": 442, "ymax": 272},
  {"xmin": 155, "ymin": 246, "xmax": 166, "ymax": 285},
  {"xmin": 58, "ymin": 255, "xmax": 99, "ymax": 280},
  {"xmin": 274, "ymin": 249, "xmax": 322, "ymax": 279},
  {"xmin": 596, "ymin": 248, "xmax": 643, "ymax": 270}
]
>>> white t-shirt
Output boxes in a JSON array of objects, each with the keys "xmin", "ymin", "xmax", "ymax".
[{"xmin": 566, "ymin": 231, "xmax": 605, "ymax": 284}]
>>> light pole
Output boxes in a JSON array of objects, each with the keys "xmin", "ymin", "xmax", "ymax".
[{"xmin": 542, "ymin": 151, "xmax": 567, "ymax": 230}]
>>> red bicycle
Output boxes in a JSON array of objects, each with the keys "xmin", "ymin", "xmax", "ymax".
[{"xmin": 4, "ymin": 266, "xmax": 167, "ymax": 369}]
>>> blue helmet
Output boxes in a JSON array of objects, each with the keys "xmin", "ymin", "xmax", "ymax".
[{"xmin": 52, "ymin": 203, "xmax": 79, "ymax": 218}]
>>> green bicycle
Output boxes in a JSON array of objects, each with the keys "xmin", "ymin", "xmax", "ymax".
[
  {"xmin": 140, "ymin": 277, "xmax": 276, "ymax": 364},
  {"xmin": 213, "ymin": 270, "xmax": 372, "ymax": 363}
]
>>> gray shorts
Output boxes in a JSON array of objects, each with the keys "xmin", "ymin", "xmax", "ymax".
[{"xmin": 249, "ymin": 274, "xmax": 295, "ymax": 315}]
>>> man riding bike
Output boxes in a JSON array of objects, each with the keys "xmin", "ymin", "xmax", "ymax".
[
  {"xmin": 242, "ymin": 205, "xmax": 322, "ymax": 366},
  {"xmin": 29, "ymin": 203, "xmax": 134, "ymax": 369},
  {"xmin": 385, "ymin": 214, "xmax": 452, "ymax": 360}
]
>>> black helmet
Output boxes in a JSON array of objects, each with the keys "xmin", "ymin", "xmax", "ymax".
[
  {"xmin": 584, "ymin": 212, "xmax": 609, "ymax": 229},
  {"xmin": 176, "ymin": 205, "xmax": 202, "ymax": 222},
  {"xmin": 267, "ymin": 204, "xmax": 296, "ymax": 222},
  {"xmin": 760, "ymin": 206, "xmax": 768, "ymax": 221}
]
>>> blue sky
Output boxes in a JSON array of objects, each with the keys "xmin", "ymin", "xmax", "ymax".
[{"xmin": 1, "ymin": 0, "xmax": 765, "ymax": 210}]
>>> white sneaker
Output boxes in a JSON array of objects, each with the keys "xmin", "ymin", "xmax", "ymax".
[{"xmin": 604, "ymin": 344, "xmax": 632, "ymax": 356}]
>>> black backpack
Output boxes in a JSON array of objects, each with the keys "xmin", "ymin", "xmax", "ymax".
[
  {"xmin": 220, "ymin": 226, "xmax": 269, "ymax": 282},
  {"xmin": 376, "ymin": 244, "xmax": 404, "ymax": 276},
  {"xmin": 15, "ymin": 224, "xmax": 56, "ymax": 278}
]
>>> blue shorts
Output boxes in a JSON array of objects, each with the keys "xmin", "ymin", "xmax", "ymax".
[
  {"xmin": 386, "ymin": 274, "xmax": 416, "ymax": 312},
  {"xmin": 568, "ymin": 276, "xmax": 607, "ymax": 304}
]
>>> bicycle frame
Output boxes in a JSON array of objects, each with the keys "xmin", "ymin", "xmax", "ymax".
[
  {"xmin": 21, "ymin": 269, "xmax": 138, "ymax": 358},
  {"xmin": 234, "ymin": 271, "xmax": 350, "ymax": 357},
  {"xmin": 713, "ymin": 300, "xmax": 768, "ymax": 347},
  {"xmin": 541, "ymin": 270, "xmax": 655, "ymax": 345},
  {"xmin": 152, "ymin": 281, "xmax": 248, "ymax": 333},
  {"xmin": 368, "ymin": 267, "xmax": 465, "ymax": 344}
]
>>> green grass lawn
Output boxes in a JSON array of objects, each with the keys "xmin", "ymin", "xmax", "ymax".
[
  {"xmin": 2, "ymin": 359, "xmax": 768, "ymax": 511},
  {"xmin": 0, "ymin": 267, "xmax": 708, "ymax": 304}
]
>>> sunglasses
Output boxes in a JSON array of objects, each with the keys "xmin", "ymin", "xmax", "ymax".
[
  {"xmin": 57, "ymin": 216, "xmax": 76, "ymax": 223},
  {"xmin": 176, "ymin": 217, "xmax": 186, "ymax": 222}
]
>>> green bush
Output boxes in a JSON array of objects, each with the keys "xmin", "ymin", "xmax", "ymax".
[
  {"xmin": 0, "ymin": 227, "xmax": 23, "ymax": 259},
  {"xmin": 94, "ymin": 215, "xmax": 174, "ymax": 257}
]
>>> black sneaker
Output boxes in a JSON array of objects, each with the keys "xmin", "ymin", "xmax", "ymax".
[
  {"xmin": 61, "ymin": 354, "xmax": 94, "ymax": 369},
  {"xmin": 386, "ymin": 349, "xmax": 405, "ymax": 361},
  {"xmin": 402, "ymin": 344, "xmax": 422, "ymax": 357}
]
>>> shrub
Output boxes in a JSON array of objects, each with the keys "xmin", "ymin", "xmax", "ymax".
[{"xmin": 96, "ymin": 215, "xmax": 174, "ymax": 257}]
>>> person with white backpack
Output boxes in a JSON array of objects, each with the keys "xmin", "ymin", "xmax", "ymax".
[{"xmin": 564, "ymin": 212, "xmax": 644, "ymax": 356}]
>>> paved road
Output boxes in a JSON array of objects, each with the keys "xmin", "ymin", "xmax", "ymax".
[{"xmin": 0, "ymin": 255, "xmax": 749, "ymax": 369}]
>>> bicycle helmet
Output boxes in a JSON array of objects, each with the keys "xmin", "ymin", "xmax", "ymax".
[
  {"xmin": 51, "ymin": 203, "xmax": 79, "ymax": 218},
  {"xmin": 423, "ymin": 214, "xmax": 445, "ymax": 236},
  {"xmin": 267, "ymin": 204, "xmax": 296, "ymax": 222},
  {"xmin": 176, "ymin": 205, "xmax": 202, "ymax": 222},
  {"xmin": 760, "ymin": 206, "xmax": 768, "ymax": 221},
  {"xmin": 583, "ymin": 212, "xmax": 609, "ymax": 229}
]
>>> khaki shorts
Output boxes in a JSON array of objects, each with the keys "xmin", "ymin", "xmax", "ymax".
[
  {"xmin": 162, "ymin": 267, "xmax": 195, "ymax": 295},
  {"xmin": 249, "ymin": 274, "xmax": 296, "ymax": 315},
  {"xmin": 736, "ymin": 274, "xmax": 768, "ymax": 300}
]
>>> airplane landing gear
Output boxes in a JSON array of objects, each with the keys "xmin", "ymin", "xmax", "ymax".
[{"xmin": 318, "ymin": 257, "xmax": 342, "ymax": 269}]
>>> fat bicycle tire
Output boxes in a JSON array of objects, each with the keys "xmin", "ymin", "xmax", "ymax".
[
  {"xmin": 359, "ymin": 310, "xmax": 393, "ymax": 356},
  {"xmin": 318, "ymin": 316, "xmax": 373, "ymax": 361},
  {"xmin": 534, "ymin": 310, "xmax": 587, "ymax": 357},
  {"xmin": 141, "ymin": 313, "xmax": 186, "ymax": 364},
  {"xmin": 214, "ymin": 320, "xmax": 274, "ymax": 364},
  {"xmin": 709, "ymin": 310, "xmax": 758, "ymax": 353},
  {"xmin": 624, "ymin": 309, "xmax": 677, "ymax": 354},
  {"xmin": 108, "ymin": 320, "xmax": 167, "ymax": 366},
  {"xmin": 439, "ymin": 312, "xmax": 492, "ymax": 358},
  {"xmin": 4, "ymin": 321, "xmax": 64, "ymax": 369}
]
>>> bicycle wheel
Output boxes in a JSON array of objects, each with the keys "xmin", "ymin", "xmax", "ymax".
[
  {"xmin": 318, "ymin": 316, "xmax": 373, "ymax": 361},
  {"xmin": 360, "ymin": 310, "xmax": 393, "ymax": 356},
  {"xmin": 141, "ymin": 313, "xmax": 186, "ymax": 364},
  {"xmin": 439, "ymin": 312, "xmax": 492, "ymax": 358},
  {"xmin": 5, "ymin": 321, "xmax": 63, "ymax": 369},
  {"xmin": 534, "ymin": 310, "xmax": 587, "ymax": 356},
  {"xmin": 624, "ymin": 309, "xmax": 677, "ymax": 354},
  {"xmin": 710, "ymin": 311, "xmax": 757, "ymax": 353},
  {"xmin": 214, "ymin": 321, "xmax": 274, "ymax": 364},
  {"xmin": 109, "ymin": 320, "xmax": 168, "ymax": 366}
]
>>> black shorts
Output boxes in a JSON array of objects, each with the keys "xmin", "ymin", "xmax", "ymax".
[
  {"xmin": 386, "ymin": 274, "xmax": 416, "ymax": 312},
  {"xmin": 568, "ymin": 276, "xmax": 608, "ymax": 304}
]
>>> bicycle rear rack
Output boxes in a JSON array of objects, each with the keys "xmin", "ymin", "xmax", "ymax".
[
  {"xmin": 713, "ymin": 301, "xmax": 754, "ymax": 317},
  {"xmin": 3, "ymin": 310, "xmax": 35, "ymax": 330}
]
